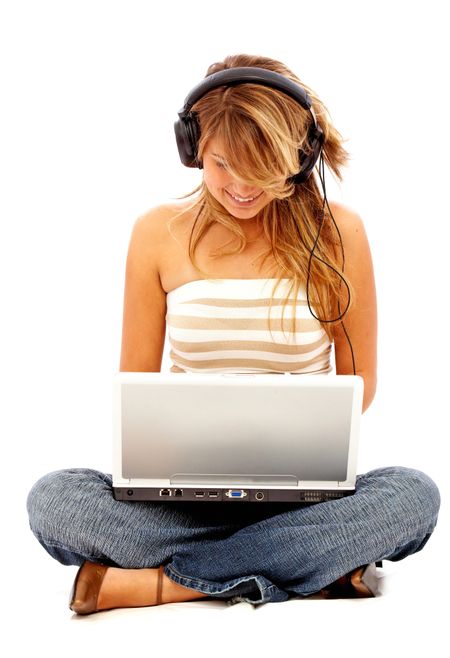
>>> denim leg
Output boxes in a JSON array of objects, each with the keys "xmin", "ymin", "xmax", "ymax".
[
  {"xmin": 26, "ymin": 468, "xmax": 269, "ymax": 566},
  {"xmin": 164, "ymin": 466, "xmax": 441, "ymax": 603},
  {"xmin": 26, "ymin": 466, "xmax": 440, "ymax": 606}
]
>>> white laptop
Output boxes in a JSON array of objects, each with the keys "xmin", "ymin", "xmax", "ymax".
[{"xmin": 112, "ymin": 372, "xmax": 364, "ymax": 504}]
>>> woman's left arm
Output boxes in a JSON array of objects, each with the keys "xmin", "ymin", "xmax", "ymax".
[{"xmin": 328, "ymin": 202, "xmax": 378, "ymax": 413}]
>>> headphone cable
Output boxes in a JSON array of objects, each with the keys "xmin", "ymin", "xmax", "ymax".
[{"xmin": 304, "ymin": 151, "xmax": 357, "ymax": 375}]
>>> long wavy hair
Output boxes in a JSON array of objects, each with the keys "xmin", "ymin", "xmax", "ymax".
[{"xmin": 169, "ymin": 53, "xmax": 353, "ymax": 342}]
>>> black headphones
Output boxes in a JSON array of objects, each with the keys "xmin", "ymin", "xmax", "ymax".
[{"xmin": 174, "ymin": 67, "xmax": 325, "ymax": 185}]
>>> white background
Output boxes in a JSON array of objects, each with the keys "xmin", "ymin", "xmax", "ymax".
[{"xmin": 1, "ymin": 1, "xmax": 448, "ymax": 655}]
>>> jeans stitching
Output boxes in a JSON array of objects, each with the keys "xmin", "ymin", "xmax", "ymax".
[{"xmin": 165, "ymin": 563, "xmax": 270, "ymax": 602}]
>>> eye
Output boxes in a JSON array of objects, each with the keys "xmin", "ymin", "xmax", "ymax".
[{"xmin": 216, "ymin": 161, "xmax": 226, "ymax": 169}]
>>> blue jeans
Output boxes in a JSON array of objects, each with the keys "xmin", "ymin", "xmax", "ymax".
[{"xmin": 26, "ymin": 466, "xmax": 440, "ymax": 605}]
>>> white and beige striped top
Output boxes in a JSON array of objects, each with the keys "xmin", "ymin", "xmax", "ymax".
[{"xmin": 165, "ymin": 278, "xmax": 333, "ymax": 375}]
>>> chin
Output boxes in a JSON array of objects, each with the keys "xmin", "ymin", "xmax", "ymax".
[
  {"xmin": 223, "ymin": 200, "xmax": 258, "ymax": 216},
  {"xmin": 229, "ymin": 209, "xmax": 260, "ymax": 219}
]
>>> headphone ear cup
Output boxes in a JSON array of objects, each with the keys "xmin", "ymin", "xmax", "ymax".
[
  {"xmin": 174, "ymin": 112, "xmax": 202, "ymax": 168},
  {"xmin": 290, "ymin": 124, "xmax": 324, "ymax": 184}
]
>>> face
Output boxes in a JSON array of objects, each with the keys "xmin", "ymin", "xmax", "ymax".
[{"xmin": 202, "ymin": 138, "xmax": 273, "ymax": 219}]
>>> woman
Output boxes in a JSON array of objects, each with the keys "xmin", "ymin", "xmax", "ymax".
[{"xmin": 26, "ymin": 54, "xmax": 440, "ymax": 614}]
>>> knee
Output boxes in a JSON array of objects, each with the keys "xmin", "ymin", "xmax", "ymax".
[
  {"xmin": 368, "ymin": 466, "xmax": 441, "ymax": 529},
  {"xmin": 26, "ymin": 468, "xmax": 111, "ymax": 538},
  {"xmin": 391, "ymin": 466, "xmax": 439, "ymax": 513}
]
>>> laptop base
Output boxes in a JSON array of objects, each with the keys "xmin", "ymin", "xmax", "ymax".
[{"xmin": 113, "ymin": 486, "xmax": 354, "ymax": 503}]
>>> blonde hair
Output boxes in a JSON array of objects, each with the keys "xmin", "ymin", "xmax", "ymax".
[{"xmin": 169, "ymin": 53, "xmax": 353, "ymax": 342}]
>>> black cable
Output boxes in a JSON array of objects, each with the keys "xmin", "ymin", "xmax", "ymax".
[{"xmin": 304, "ymin": 151, "xmax": 356, "ymax": 375}]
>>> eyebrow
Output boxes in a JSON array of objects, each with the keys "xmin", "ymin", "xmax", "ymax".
[{"xmin": 212, "ymin": 153, "xmax": 227, "ymax": 160}]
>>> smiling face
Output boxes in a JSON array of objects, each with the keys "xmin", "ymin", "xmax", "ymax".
[{"xmin": 202, "ymin": 137, "xmax": 275, "ymax": 219}]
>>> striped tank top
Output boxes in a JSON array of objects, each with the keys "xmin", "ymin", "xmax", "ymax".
[{"xmin": 165, "ymin": 278, "xmax": 333, "ymax": 375}]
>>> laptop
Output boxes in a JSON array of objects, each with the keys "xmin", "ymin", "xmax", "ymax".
[{"xmin": 112, "ymin": 372, "xmax": 364, "ymax": 504}]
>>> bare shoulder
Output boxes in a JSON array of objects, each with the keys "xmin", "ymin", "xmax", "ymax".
[
  {"xmin": 135, "ymin": 200, "xmax": 194, "ymax": 245},
  {"xmin": 133, "ymin": 202, "xmax": 176, "ymax": 238},
  {"xmin": 327, "ymin": 200, "xmax": 366, "ymax": 237},
  {"xmin": 326, "ymin": 200, "xmax": 372, "ymax": 263}
]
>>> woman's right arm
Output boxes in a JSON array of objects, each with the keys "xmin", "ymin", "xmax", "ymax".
[{"xmin": 119, "ymin": 208, "xmax": 167, "ymax": 372}]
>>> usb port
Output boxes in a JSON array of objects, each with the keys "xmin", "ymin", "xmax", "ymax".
[
  {"xmin": 208, "ymin": 491, "xmax": 219, "ymax": 498},
  {"xmin": 194, "ymin": 491, "xmax": 205, "ymax": 498}
]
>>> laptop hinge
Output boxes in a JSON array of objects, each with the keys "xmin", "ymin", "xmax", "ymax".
[{"xmin": 170, "ymin": 473, "xmax": 298, "ymax": 486}]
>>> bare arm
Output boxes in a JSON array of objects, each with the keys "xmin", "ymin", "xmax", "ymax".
[
  {"xmin": 329, "ymin": 203, "xmax": 378, "ymax": 413},
  {"xmin": 119, "ymin": 208, "xmax": 167, "ymax": 372}
]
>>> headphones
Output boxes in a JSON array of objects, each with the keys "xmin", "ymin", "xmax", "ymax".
[{"xmin": 174, "ymin": 67, "xmax": 325, "ymax": 185}]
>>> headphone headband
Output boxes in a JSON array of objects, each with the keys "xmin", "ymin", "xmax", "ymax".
[{"xmin": 174, "ymin": 66, "xmax": 324, "ymax": 184}]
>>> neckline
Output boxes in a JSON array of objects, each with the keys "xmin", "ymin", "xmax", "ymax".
[{"xmin": 166, "ymin": 278, "xmax": 292, "ymax": 297}]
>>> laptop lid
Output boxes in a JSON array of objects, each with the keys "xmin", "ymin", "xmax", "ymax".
[{"xmin": 112, "ymin": 372, "xmax": 363, "ymax": 503}]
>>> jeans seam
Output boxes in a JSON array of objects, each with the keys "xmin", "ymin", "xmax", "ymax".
[{"xmin": 164, "ymin": 563, "xmax": 272, "ymax": 602}]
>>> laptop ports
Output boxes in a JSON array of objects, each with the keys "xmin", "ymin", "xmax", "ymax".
[
  {"xmin": 208, "ymin": 491, "xmax": 219, "ymax": 498},
  {"xmin": 194, "ymin": 491, "xmax": 206, "ymax": 498},
  {"xmin": 173, "ymin": 489, "xmax": 183, "ymax": 497},
  {"xmin": 159, "ymin": 488, "xmax": 171, "ymax": 496}
]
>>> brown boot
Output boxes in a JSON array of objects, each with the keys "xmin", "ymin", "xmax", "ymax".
[
  {"xmin": 69, "ymin": 561, "xmax": 165, "ymax": 615},
  {"xmin": 320, "ymin": 563, "xmax": 379, "ymax": 598}
]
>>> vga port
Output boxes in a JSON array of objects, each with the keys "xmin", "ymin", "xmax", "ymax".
[{"xmin": 225, "ymin": 489, "xmax": 248, "ymax": 499}]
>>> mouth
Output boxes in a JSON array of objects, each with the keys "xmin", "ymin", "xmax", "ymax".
[{"xmin": 225, "ymin": 190, "xmax": 263, "ymax": 207}]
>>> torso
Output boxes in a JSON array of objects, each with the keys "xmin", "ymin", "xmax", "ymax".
[{"xmin": 157, "ymin": 199, "xmax": 284, "ymax": 295}]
